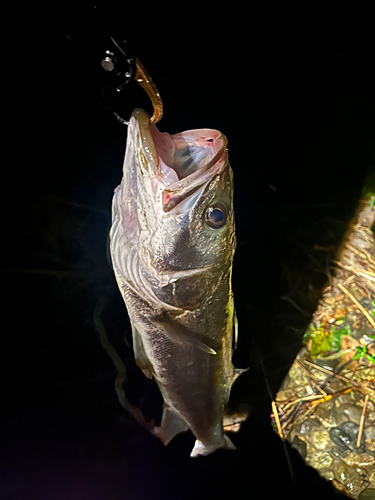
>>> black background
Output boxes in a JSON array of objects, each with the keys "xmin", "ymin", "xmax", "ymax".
[{"xmin": 2, "ymin": 2, "xmax": 374, "ymax": 499}]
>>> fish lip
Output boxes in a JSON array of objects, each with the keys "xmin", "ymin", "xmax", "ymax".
[
  {"xmin": 131, "ymin": 108, "xmax": 160, "ymax": 178},
  {"xmin": 132, "ymin": 108, "xmax": 229, "ymax": 211}
]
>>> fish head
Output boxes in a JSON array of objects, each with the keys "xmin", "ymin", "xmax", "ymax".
[{"xmin": 112, "ymin": 108, "xmax": 236, "ymax": 310}]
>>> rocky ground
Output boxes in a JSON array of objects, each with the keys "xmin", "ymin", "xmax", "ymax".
[{"xmin": 272, "ymin": 195, "xmax": 375, "ymax": 499}]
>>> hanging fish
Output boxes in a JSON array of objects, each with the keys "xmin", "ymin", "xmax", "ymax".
[{"xmin": 109, "ymin": 108, "xmax": 244, "ymax": 457}]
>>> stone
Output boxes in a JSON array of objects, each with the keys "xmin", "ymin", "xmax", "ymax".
[
  {"xmin": 340, "ymin": 403, "xmax": 363, "ymax": 425},
  {"xmin": 360, "ymin": 298, "xmax": 373, "ymax": 310},
  {"xmin": 299, "ymin": 421, "xmax": 311, "ymax": 435},
  {"xmin": 356, "ymin": 468, "xmax": 369, "ymax": 480},
  {"xmin": 344, "ymin": 452, "xmax": 375, "ymax": 469},
  {"xmin": 315, "ymin": 400, "xmax": 339, "ymax": 428},
  {"xmin": 311, "ymin": 430, "xmax": 330, "ymax": 450},
  {"xmin": 333, "ymin": 461, "xmax": 364, "ymax": 495},
  {"xmin": 289, "ymin": 362, "xmax": 311, "ymax": 386},
  {"xmin": 316, "ymin": 357, "xmax": 339, "ymax": 372},
  {"xmin": 324, "ymin": 297, "xmax": 335, "ymax": 305},
  {"xmin": 335, "ymin": 393, "xmax": 355, "ymax": 407},
  {"xmin": 366, "ymin": 438, "xmax": 375, "ymax": 453},
  {"xmin": 333, "ymin": 308, "xmax": 346, "ymax": 319},
  {"xmin": 315, "ymin": 399, "xmax": 334, "ymax": 414},
  {"xmin": 298, "ymin": 418, "xmax": 320, "ymax": 438},
  {"xmin": 331, "ymin": 446, "xmax": 348, "ymax": 460},
  {"xmin": 320, "ymin": 469, "xmax": 334, "ymax": 481},
  {"xmin": 276, "ymin": 388, "xmax": 296, "ymax": 402},
  {"xmin": 358, "ymin": 489, "xmax": 375, "ymax": 500},
  {"xmin": 307, "ymin": 450, "xmax": 333, "ymax": 469},
  {"xmin": 291, "ymin": 435, "xmax": 307, "ymax": 459},
  {"xmin": 369, "ymin": 470, "xmax": 375, "ymax": 487},
  {"xmin": 329, "ymin": 378, "xmax": 346, "ymax": 392},
  {"xmin": 353, "ymin": 367, "xmax": 375, "ymax": 382},
  {"xmin": 356, "ymin": 325, "xmax": 375, "ymax": 343},
  {"xmin": 309, "ymin": 417, "xmax": 321, "ymax": 427},
  {"xmin": 365, "ymin": 427, "xmax": 375, "ymax": 440},
  {"xmin": 316, "ymin": 411, "xmax": 338, "ymax": 429},
  {"xmin": 348, "ymin": 285, "xmax": 365, "ymax": 302},
  {"xmin": 330, "ymin": 421, "xmax": 366, "ymax": 453}
]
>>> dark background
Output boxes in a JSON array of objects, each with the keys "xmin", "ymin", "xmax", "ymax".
[{"xmin": 2, "ymin": 2, "xmax": 374, "ymax": 499}]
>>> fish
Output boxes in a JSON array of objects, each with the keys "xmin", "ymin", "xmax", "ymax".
[{"xmin": 109, "ymin": 108, "xmax": 243, "ymax": 457}]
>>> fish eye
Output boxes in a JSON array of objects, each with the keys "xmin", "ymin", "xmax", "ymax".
[{"xmin": 204, "ymin": 203, "xmax": 228, "ymax": 229}]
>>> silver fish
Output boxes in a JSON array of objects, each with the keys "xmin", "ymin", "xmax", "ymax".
[{"xmin": 110, "ymin": 108, "xmax": 242, "ymax": 457}]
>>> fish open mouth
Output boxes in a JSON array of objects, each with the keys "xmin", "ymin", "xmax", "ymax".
[
  {"xmin": 150, "ymin": 122, "xmax": 227, "ymax": 183},
  {"xmin": 133, "ymin": 109, "xmax": 228, "ymax": 212}
]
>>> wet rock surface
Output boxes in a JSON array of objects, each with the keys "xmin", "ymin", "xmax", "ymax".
[
  {"xmin": 358, "ymin": 489, "xmax": 375, "ymax": 500},
  {"xmin": 274, "ymin": 368, "xmax": 374, "ymax": 499},
  {"xmin": 273, "ymin": 196, "xmax": 375, "ymax": 499},
  {"xmin": 330, "ymin": 422, "xmax": 366, "ymax": 453}
]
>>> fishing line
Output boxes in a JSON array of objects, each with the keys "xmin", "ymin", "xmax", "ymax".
[
  {"xmin": 252, "ymin": 333, "xmax": 296, "ymax": 486},
  {"xmin": 100, "ymin": 86, "xmax": 129, "ymax": 125},
  {"xmin": 93, "ymin": 296, "xmax": 155, "ymax": 432}
]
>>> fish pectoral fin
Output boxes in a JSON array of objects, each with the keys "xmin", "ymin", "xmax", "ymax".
[
  {"xmin": 152, "ymin": 312, "xmax": 218, "ymax": 355},
  {"xmin": 131, "ymin": 324, "xmax": 153, "ymax": 379},
  {"xmin": 190, "ymin": 336, "xmax": 217, "ymax": 355},
  {"xmin": 157, "ymin": 406, "xmax": 189, "ymax": 445}
]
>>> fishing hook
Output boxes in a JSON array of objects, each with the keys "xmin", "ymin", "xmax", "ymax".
[
  {"xmin": 64, "ymin": 3, "xmax": 163, "ymax": 125},
  {"xmin": 100, "ymin": 39, "xmax": 163, "ymax": 125}
]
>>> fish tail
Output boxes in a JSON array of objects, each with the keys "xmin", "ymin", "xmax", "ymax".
[{"xmin": 190, "ymin": 434, "xmax": 236, "ymax": 458}]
